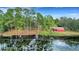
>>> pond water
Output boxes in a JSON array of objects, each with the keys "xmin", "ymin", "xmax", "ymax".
[{"xmin": 0, "ymin": 37, "xmax": 79, "ymax": 51}]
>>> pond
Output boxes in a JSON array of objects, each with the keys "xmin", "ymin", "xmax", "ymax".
[{"xmin": 0, "ymin": 36, "xmax": 79, "ymax": 51}]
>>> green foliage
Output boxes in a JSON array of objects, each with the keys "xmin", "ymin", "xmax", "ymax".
[
  {"xmin": 0, "ymin": 7, "xmax": 57, "ymax": 32},
  {"xmin": 0, "ymin": 7, "xmax": 79, "ymax": 33},
  {"xmin": 58, "ymin": 17, "xmax": 79, "ymax": 31},
  {"xmin": 37, "ymin": 13, "xmax": 57, "ymax": 30}
]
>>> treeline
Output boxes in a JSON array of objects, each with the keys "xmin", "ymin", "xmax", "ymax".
[
  {"xmin": 0, "ymin": 7, "xmax": 79, "ymax": 32},
  {"xmin": 58, "ymin": 17, "xmax": 79, "ymax": 31},
  {"xmin": 0, "ymin": 7, "xmax": 56, "ymax": 32}
]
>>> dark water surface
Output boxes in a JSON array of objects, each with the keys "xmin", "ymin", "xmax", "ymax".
[{"xmin": 0, "ymin": 36, "xmax": 79, "ymax": 51}]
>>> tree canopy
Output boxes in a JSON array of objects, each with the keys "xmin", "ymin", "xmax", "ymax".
[
  {"xmin": 0, "ymin": 7, "xmax": 57, "ymax": 32},
  {"xmin": 0, "ymin": 7, "xmax": 79, "ymax": 32}
]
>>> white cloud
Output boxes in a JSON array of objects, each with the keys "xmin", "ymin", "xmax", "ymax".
[
  {"xmin": 68, "ymin": 13, "xmax": 79, "ymax": 16},
  {"xmin": 51, "ymin": 13, "xmax": 79, "ymax": 19},
  {"xmin": 68, "ymin": 13, "xmax": 79, "ymax": 18}
]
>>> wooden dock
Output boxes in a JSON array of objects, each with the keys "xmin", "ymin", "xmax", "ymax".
[{"xmin": 1, "ymin": 29, "xmax": 40, "ymax": 37}]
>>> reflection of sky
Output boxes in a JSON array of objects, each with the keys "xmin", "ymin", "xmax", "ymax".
[
  {"xmin": 35, "ymin": 7, "xmax": 79, "ymax": 19},
  {"xmin": 52, "ymin": 40, "xmax": 79, "ymax": 51},
  {"xmin": 1, "ymin": 7, "xmax": 79, "ymax": 19}
]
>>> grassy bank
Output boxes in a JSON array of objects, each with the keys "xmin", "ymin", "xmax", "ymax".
[
  {"xmin": 1, "ymin": 30, "xmax": 79, "ymax": 37},
  {"xmin": 39, "ymin": 31, "xmax": 79, "ymax": 36}
]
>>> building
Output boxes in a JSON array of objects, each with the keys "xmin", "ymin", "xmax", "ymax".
[{"xmin": 51, "ymin": 27, "xmax": 64, "ymax": 32}]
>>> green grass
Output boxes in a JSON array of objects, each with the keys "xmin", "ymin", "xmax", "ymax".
[
  {"xmin": 39, "ymin": 30, "xmax": 64, "ymax": 36},
  {"xmin": 39, "ymin": 31, "xmax": 79, "ymax": 36}
]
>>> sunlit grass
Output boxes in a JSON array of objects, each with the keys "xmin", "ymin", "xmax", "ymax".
[{"xmin": 39, "ymin": 31, "xmax": 79, "ymax": 36}]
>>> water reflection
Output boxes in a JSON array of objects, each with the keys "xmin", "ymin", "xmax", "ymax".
[
  {"xmin": 52, "ymin": 40, "xmax": 72, "ymax": 51},
  {"xmin": 0, "ymin": 37, "xmax": 79, "ymax": 51}
]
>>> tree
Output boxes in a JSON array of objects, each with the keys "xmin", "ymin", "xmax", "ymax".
[
  {"xmin": 58, "ymin": 17, "xmax": 79, "ymax": 31},
  {"xmin": 4, "ymin": 8, "xmax": 14, "ymax": 31},
  {"xmin": 0, "ymin": 10, "xmax": 5, "ymax": 32},
  {"xmin": 23, "ymin": 8, "xmax": 36, "ymax": 29},
  {"xmin": 14, "ymin": 7, "xmax": 25, "ymax": 30},
  {"xmin": 37, "ymin": 13, "xmax": 44, "ymax": 30}
]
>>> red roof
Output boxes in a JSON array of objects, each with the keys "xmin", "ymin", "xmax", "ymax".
[{"xmin": 52, "ymin": 27, "xmax": 64, "ymax": 32}]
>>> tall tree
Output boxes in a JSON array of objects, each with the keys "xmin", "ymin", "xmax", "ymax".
[
  {"xmin": 0, "ymin": 10, "xmax": 5, "ymax": 32},
  {"xmin": 14, "ymin": 7, "xmax": 25, "ymax": 30},
  {"xmin": 4, "ymin": 8, "xmax": 14, "ymax": 31}
]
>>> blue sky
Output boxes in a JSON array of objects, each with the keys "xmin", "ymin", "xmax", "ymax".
[
  {"xmin": 35, "ymin": 7, "xmax": 79, "ymax": 19},
  {"xmin": 0, "ymin": 7, "xmax": 79, "ymax": 19}
]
